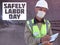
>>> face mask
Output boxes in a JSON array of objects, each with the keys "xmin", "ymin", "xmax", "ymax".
[{"xmin": 37, "ymin": 11, "xmax": 46, "ymax": 18}]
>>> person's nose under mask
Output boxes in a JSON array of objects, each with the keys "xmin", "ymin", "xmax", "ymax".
[{"xmin": 37, "ymin": 11, "xmax": 46, "ymax": 18}]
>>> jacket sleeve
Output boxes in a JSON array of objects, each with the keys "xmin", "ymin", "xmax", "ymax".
[
  {"xmin": 47, "ymin": 22, "xmax": 53, "ymax": 36},
  {"xmin": 48, "ymin": 27, "xmax": 53, "ymax": 36},
  {"xmin": 24, "ymin": 24, "xmax": 41, "ymax": 45}
]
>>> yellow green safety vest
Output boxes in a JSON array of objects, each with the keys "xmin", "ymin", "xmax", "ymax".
[{"xmin": 27, "ymin": 19, "xmax": 50, "ymax": 38}]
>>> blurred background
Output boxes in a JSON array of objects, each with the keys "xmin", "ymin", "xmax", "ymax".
[{"xmin": 0, "ymin": 0, "xmax": 60, "ymax": 45}]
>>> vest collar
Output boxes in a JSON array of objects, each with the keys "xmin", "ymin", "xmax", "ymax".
[{"xmin": 34, "ymin": 17, "xmax": 45, "ymax": 24}]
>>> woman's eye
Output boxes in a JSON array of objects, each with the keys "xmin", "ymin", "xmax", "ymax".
[
  {"xmin": 42, "ymin": 9, "xmax": 46, "ymax": 12},
  {"xmin": 39, "ymin": 9, "xmax": 42, "ymax": 10},
  {"xmin": 43, "ymin": 10, "xmax": 45, "ymax": 11}
]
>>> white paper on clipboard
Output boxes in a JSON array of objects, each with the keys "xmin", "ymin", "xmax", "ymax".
[
  {"xmin": 50, "ymin": 33, "xmax": 59, "ymax": 42},
  {"xmin": 38, "ymin": 33, "xmax": 59, "ymax": 45}
]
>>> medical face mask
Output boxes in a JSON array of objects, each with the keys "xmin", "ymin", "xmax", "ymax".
[{"xmin": 37, "ymin": 11, "xmax": 46, "ymax": 18}]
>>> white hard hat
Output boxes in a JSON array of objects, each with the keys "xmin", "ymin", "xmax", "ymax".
[{"xmin": 35, "ymin": 0, "xmax": 48, "ymax": 9}]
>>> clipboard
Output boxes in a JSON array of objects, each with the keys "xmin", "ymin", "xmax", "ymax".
[{"xmin": 50, "ymin": 33, "xmax": 59, "ymax": 42}]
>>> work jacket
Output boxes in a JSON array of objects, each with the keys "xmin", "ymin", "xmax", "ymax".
[{"xmin": 24, "ymin": 19, "xmax": 52, "ymax": 45}]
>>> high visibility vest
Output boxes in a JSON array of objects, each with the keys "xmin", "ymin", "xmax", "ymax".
[{"xmin": 27, "ymin": 19, "xmax": 50, "ymax": 38}]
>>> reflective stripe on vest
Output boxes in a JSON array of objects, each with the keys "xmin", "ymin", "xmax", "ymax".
[{"xmin": 27, "ymin": 19, "xmax": 50, "ymax": 38}]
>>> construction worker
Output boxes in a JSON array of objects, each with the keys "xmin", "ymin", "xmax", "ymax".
[{"xmin": 24, "ymin": 0, "xmax": 53, "ymax": 45}]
